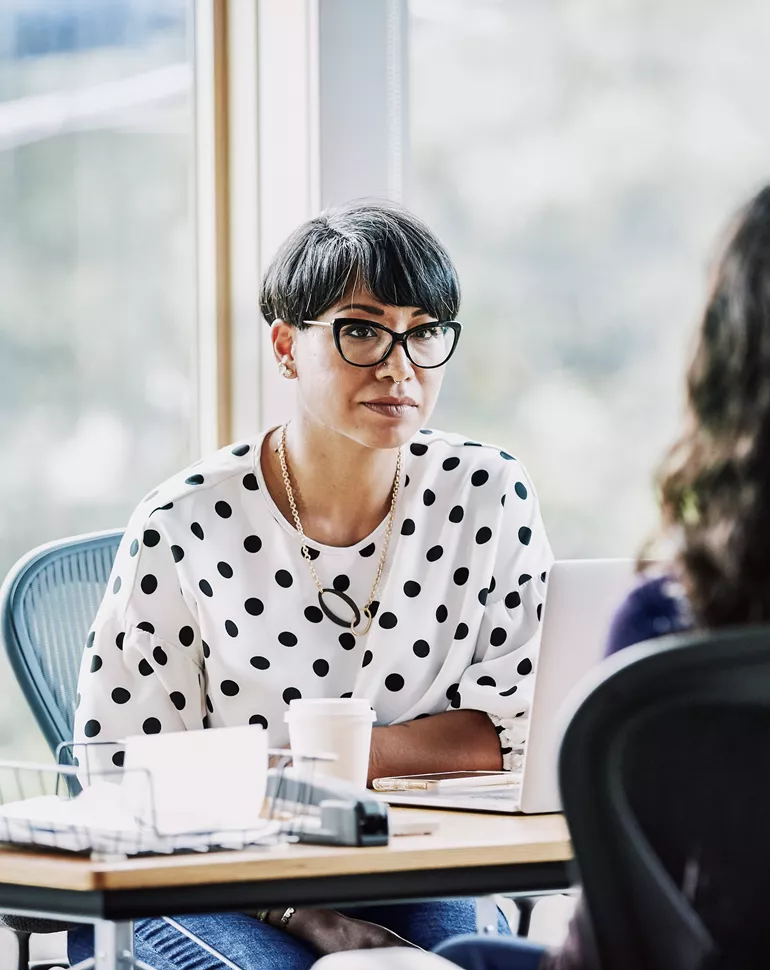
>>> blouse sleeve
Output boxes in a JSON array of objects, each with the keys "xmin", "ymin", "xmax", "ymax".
[
  {"xmin": 73, "ymin": 505, "xmax": 206, "ymax": 779},
  {"xmin": 451, "ymin": 461, "xmax": 554, "ymax": 764}
]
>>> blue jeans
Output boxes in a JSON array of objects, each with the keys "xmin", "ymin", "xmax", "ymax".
[
  {"xmin": 68, "ymin": 901, "xmax": 511, "ymax": 969},
  {"xmin": 436, "ymin": 934, "xmax": 546, "ymax": 970}
]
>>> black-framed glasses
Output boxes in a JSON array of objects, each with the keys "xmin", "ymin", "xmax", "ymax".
[{"xmin": 302, "ymin": 318, "xmax": 462, "ymax": 368}]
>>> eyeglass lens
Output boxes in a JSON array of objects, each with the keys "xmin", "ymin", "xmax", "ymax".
[{"xmin": 336, "ymin": 320, "xmax": 457, "ymax": 367}]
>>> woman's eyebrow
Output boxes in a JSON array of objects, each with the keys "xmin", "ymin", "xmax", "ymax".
[{"xmin": 337, "ymin": 303, "xmax": 385, "ymax": 316}]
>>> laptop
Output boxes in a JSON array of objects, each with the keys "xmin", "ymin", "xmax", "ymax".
[{"xmin": 383, "ymin": 559, "xmax": 639, "ymax": 814}]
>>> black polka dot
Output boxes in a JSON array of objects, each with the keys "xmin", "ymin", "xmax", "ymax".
[
  {"xmin": 111, "ymin": 687, "xmax": 130, "ymax": 704},
  {"xmin": 215, "ymin": 501, "xmax": 232, "ymax": 518},
  {"xmin": 500, "ymin": 686, "xmax": 519, "ymax": 697},
  {"xmin": 448, "ymin": 505, "xmax": 464, "ymax": 523},
  {"xmin": 505, "ymin": 591, "xmax": 521, "ymax": 609},
  {"xmin": 138, "ymin": 659, "xmax": 153, "ymax": 676},
  {"xmin": 451, "ymin": 692, "xmax": 462, "ymax": 709},
  {"xmin": 202, "ymin": 716, "xmax": 210, "ymax": 728},
  {"xmin": 464, "ymin": 441, "xmax": 481, "ymax": 447},
  {"xmin": 232, "ymin": 443, "xmax": 250, "ymax": 456},
  {"xmin": 540, "ymin": 571, "xmax": 548, "ymax": 582},
  {"xmin": 206, "ymin": 694, "xmax": 214, "ymax": 713},
  {"xmin": 405, "ymin": 475, "xmax": 410, "ymax": 487},
  {"xmin": 84, "ymin": 719, "xmax": 101, "ymax": 738},
  {"xmin": 490, "ymin": 627, "xmax": 508, "ymax": 646},
  {"xmin": 186, "ymin": 474, "xmax": 205, "ymax": 485},
  {"xmin": 275, "ymin": 570, "xmax": 293, "ymax": 588},
  {"xmin": 423, "ymin": 488, "xmax": 436, "ymax": 506},
  {"xmin": 419, "ymin": 428, "xmax": 434, "ymax": 435},
  {"xmin": 305, "ymin": 605, "xmax": 323, "ymax": 623},
  {"xmin": 379, "ymin": 611, "xmax": 398, "ymax": 629},
  {"xmin": 454, "ymin": 623, "xmax": 469, "ymax": 640},
  {"xmin": 202, "ymin": 640, "xmax": 211, "ymax": 659},
  {"xmin": 140, "ymin": 574, "xmax": 157, "ymax": 595},
  {"xmin": 137, "ymin": 621, "xmax": 155, "ymax": 634},
  {"xmin": 436, "ymin": 604, "xmax": 448, "ymax": 623},
  {"xmin": 518, "ymin": 527, "xmax": 532, "ymax": 546},
  {"xmin": 283, "ymin": 687, "xmax": 302, "ymax": 704},
  {"xmin": 199, "ymin": 579, "xmax": 213, "ymax": 597},
  {"xmin": 501, "ymin": 494, "xmax": 506, "ymax": 506},
  {"xmin": 489, "ymin": 576, "xmax": 497, "ymax": 594},
  {"xmin": 453, "ymin": 566, "xmax": 469, "ymax": 585},
  {"xmin": 143, "ymin": 529, "xmax": 160, "ymax": 547},
  {"xmin": 519, "ymin": 573, "xmax": 532, "ymax": 586},
  {"xmin": 385, "ymin": 673, "xmax": 404, "ymax": 692},
  {"xmin": 476, "ymin": 527, "xmax": 492, "ymax": 544},
  {"xmin": 403, "ymin": 581, "xmax": 421, "ymax": 597},
  {"xmin": 157, "ymin": 502, "xmax": 174, "ymax": 511},
  {"xmin": 369, "ymin": 600, "xmax": 380, "ymax": 617},
  {"xmin": 340, "ymin": 691, "xmax": 353, "ymax": 698},
  {"xmin": 153, "ymin": 646, "xmax": 168, "ymax": 665},
  {"xmin": 427, "ymin": 545, "xmax": 444, "ymax": 562},
  {"xmin": 477, "ymin": 676, "xmax": 497, "ymax": 687},
  {"xmin": 250, "ymin": 656, "xmax": 270, "ymax": 670},
  {"xmin": 446, "ymin": 683, "xmax": 460, "ymax": 701},
  {"xmin": 170, "ymin": 691, "xmax": 186, "ymax": 710},
  {"xmin": 112, "ymin": 751, "xmax": 125, "ymax": 768},
  {"xmin": 360, "ymin": 542, "xmax": 376, "ymax": 557},
  {"xmin": 245, "ymin": 597, "xmax": 264, "ymax": 616},
  {"xmin": 410, "ymin": 443, "xmax": 428, "ymax": 456},
  {"xmin": 362, "ymin": 650, "xmax": 373, "ymax": 667},
  {"xmin": 333, "ymin": 575, "xmax": 350, "ymax": 592},
  {"xmin": 242, "ymin": 473, "xmax": 259, "ymax": 491},
  {"xmin": 116, "ymin": 632, "xmax": 125, "ymax": 650},
  {"xmin": 339, "ymin": 632, "xmax": 356, "ymax": 650},
  {"xmin": 471, "ymin": 470, "xmax": 489, "ymax": 487},
  {"xmin": 90, "ymin": 655, "xmax": 102, "ymax": 673},
  {"xmin": 443, "ymin": 456, "xmax": 460, "ymax": 471},
  {"xmin": 500, "ymin": 450, "xmax": 515, "ymax": 461},
  {"xmin": 401, "ymin": 518, "xmax": 416, "ymax": 536},
  {"xmin": 221, "ymin": 679, "xmax": 240, "ymax": 696},
  {"xmin": 537, "ymin": 603, "xmax": 543, "ymax": 621},
  {"xmin": 249, "ymin": 714, "xmax": 268, "ymax": 729},
  {"xmin": 517, "ymin": 658, "xmax": 533, "ymax": 676},
  {"xmin": 217, "ymin": 561, "xmax": 234, "ymax": 579},
  {"xmin": 313, "ymin": 659, "xmax": 330, "ymax": 677},
  {"xmin": 278, "ymin": 632, "xmax": 298, "ymax": 647},
  {"xmin": 113, "ymin": 577, "xmax": 122, "ymax": 594},
  {"xmin": 191, "ymin": 522, "xmax": 205, "ymax": 540},
  {"xmin": 515, "ymin": 481, "xmax": 528, "ymax": 500},
  {"xmin": 478, "ymin": 588, "xmax": 489, "ymax": 606},
  {"xmin": 143, "ymin": 717, "xmax": 161, "ymax": 735},
  {"xmin": 179, "ymin": 626, "xmax": 195, "ymax": 647},
  {"xmin": 244, "ymin": 535, "xmax": 262, "ymax": 553},
  {"xmin": 86, "ymin": 631, "xmax": 95, "ymax": 649},
  {"xmin": 129, "ymin": 539, "xmax": 139, "ymax": 557},
  {"xmin": 225, "ymin": 620, "xmax": 239, "ymax": 637},
  {"xmin": 413, "ymin": 639, "xmax": 430, "ymax": 658}
]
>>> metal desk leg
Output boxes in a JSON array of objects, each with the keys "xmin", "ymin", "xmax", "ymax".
[{"xmin": 94, "ymin": 921, "xmax": 133, "ymax": 970}]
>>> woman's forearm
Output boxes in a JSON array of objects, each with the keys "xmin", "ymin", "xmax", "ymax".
[{"xmin": 368, "ymin": 709, "xmax": 502, "ymax": 785}]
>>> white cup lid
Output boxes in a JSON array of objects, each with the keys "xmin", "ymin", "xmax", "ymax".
[{"xmin": 284, "ymin": 697, "xmax": 376, "ymax": 720}]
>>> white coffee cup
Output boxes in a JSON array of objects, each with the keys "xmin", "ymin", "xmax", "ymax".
[{"xmin": 285, "ymin": 698, "xmax": 376, "ymax": 789}]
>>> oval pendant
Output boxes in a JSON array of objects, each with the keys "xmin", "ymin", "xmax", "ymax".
[
  {"xmin": 318, "ymin": 589, "xmax": 361, "ymax": 630},
  {"xmin": 352, "ymin": 607, "xmax": 373, "ymax": 637}
]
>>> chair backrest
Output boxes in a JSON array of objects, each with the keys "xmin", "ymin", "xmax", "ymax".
[
  {"xmin": 559, "ymin": 626, "xmax": 770, "ymax": 970},
  {"xmin": 0, "ymin": 530, "xmax": 123, "ymax": 760}
]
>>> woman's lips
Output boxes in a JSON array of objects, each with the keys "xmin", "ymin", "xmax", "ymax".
[{"xmin": 362, "ymin": 398, "xmax": 418, "ymax": 418}]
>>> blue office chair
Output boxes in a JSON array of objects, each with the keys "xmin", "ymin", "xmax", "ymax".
[{"xmin": 0, "ymin": 530, "xmax": 123, "ymax": 970}]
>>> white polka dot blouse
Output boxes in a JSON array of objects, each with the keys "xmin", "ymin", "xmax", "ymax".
[{"xmin": 74, "ymin": 428, "xmax": 553, "ymax": 773}]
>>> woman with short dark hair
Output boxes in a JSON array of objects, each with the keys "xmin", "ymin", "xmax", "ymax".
[{"xmin": 69, "ymin": 200, "xmax": 552, "ymax": 968}]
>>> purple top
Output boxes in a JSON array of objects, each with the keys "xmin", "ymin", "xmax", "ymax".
[{"xmin": 605, "ymin": 574, "xmax": 693, "ymax": 656}]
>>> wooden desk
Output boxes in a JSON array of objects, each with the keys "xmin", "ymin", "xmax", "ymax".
[{"xmin": 0, "ymin": 809, "xmax": 572, "ymax": 920}]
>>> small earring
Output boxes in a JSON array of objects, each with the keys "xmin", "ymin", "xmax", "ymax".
[{"xmin": 278, "ymin": 355, "xmax": 294, "ymax": 379}]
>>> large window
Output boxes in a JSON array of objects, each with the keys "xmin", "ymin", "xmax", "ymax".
[
  {"xmin": 409, "ymin": 0, "xmax": 770, "ymax": 557},
  {"xmin": 0, "ymin": 0, "xmax": 196, "ymax": 759}
]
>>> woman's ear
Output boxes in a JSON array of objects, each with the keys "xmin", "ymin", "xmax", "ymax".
[{"xmin": 271, "ymin": 319, "xmax": 296, "ymax": 373}]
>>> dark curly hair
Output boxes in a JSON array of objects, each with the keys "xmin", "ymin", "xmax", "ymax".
[{"xmin": 657, "ymin": 185, "xmax": 770, "ymax": 627}]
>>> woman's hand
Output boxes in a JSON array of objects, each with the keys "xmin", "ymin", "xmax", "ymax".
[{"xmin": 263, "ymin": 908, "xmax": 418, "ymax": 954}]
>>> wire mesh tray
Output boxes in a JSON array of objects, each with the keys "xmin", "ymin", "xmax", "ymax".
[{"xmin": 0, "ymin": 742, "xmax": 330, "ymax": 858}]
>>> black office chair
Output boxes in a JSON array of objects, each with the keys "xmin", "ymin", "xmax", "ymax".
[{"xmin": 558, "ymin": 625, "xmax": 770, "ymax": 970}]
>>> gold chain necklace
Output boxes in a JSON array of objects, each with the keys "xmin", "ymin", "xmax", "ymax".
[{"xmin": 277, "ymin": 423, "xmax": 403, "ymax": 637}]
